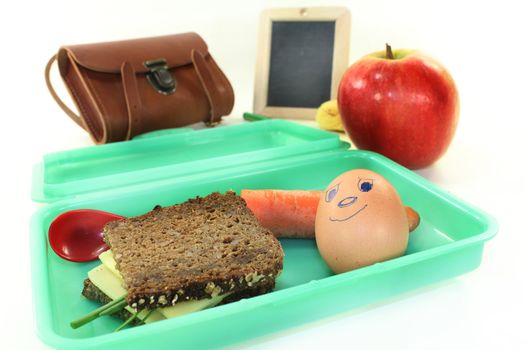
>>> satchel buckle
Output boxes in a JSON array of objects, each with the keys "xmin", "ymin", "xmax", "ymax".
[{"xmin": 144, "ymin": 59, "xmax": 176, "ymax": 95}]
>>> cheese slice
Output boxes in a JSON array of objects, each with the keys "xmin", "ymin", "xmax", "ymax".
[
  {"xmin": 91, "ymin": 250, "xmax": 228, "ymax": 320},
  {"xmin": 87, "ymin": 264, "xmax": 165, "ymax": 323},
  {"xmin": 158, "ymin": 294, "xmax": 225, "ymax": 318},
  {"xmin": 98, "ymin": 250, "xmax": 121, "ymax": 279}
]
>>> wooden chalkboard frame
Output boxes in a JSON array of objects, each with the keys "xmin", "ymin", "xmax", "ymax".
[{"xmin": 254, "ymin": 7, "xmax": 351, "ymax": 119}]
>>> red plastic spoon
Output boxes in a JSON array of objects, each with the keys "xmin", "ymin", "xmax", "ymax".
[{"xmin": 48, "ymin": 209, "xmax": 124, "ymax": 262}]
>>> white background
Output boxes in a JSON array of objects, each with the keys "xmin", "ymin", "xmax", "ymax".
[{"xmin": 1, "ymin": 0, "xmax": 523, "ymax": 349}]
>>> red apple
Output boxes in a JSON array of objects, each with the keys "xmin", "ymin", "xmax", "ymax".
[{"xmin": 338, "ymin": 44, "xmax": 459, "ymax": 169}]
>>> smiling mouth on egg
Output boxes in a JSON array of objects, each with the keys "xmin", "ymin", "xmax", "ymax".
[{"xmin": 329, "ymin": 204, "xmax": 368, "ymax": 222}]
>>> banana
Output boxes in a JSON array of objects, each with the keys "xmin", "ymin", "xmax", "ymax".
[{"xmin": 315, "ymin": 100, "xmax": 345, "ymax": 132}]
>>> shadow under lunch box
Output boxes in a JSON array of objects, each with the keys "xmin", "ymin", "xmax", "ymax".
[{"xmin": 30, "ymin": 119, "xmax": 498, "ymax": 349}]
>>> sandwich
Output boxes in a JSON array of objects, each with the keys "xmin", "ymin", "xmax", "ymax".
[{"xmin": 72, "ymin": 191, "xmax": 284, "ymax": 329}]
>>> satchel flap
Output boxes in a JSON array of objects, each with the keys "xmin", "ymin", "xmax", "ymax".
[{"xmin": 62, "ymin": 32, "xmax": 208, "ymax": 73}]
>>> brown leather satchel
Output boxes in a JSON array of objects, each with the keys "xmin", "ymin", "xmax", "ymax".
[{"xmin": 45, "ymin": 33, "xmax": 234, "ymax": 144}]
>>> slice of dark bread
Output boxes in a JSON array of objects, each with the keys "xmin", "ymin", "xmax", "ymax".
[
  {"xmin": 103, "ymin": 191, "xmax": 284, "ymax": 310},
  {"xmin": 82, "ymin": 276, "xmax": 275, "ymax": 317}
]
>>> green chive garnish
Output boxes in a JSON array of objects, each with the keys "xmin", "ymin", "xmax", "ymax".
[
  {"xmin": 99, "ymin": 298, "xmax": 128, "ymax": 316},
  {"xmin": 114, "ymin": 311, "xmax": 140, "ymax": 332},
  {"xmin": 70, "ymin": 295, "xmax": 127, "ymax": 329}
]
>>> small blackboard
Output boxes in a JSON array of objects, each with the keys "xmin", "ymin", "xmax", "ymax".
[
  {"xmin": 267, "ymin": 21, "xmax": 335, "ymax": 109},
  {"xmin": 254, "ymin": 7, "xmax": 351, "ymax": 119}
]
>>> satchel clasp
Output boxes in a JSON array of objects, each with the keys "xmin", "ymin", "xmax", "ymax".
[{"xmin": 144, "ymin": 59, "xmax": 176, "ymax": 95}]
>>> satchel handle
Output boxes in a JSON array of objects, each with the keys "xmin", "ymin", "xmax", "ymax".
[
  {"xmin": 191, "ymin": 50, "xmax": 231, "ymax": 125},
  {"xmin": 47, "ymin": 54, "xmax": 144, "ymax": 140},
  {"xmin": 45, "ymin": 55, "xmax": 87, "ymax": 131}
]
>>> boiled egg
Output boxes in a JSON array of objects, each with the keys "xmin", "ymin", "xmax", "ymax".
[{"xmin": 315, "ymin": 169, "xmax": 409, "ymax": 273}]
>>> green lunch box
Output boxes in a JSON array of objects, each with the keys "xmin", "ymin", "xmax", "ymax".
[{"xmin": 30, "ymin": 119, "xmax": 498, "ymax": 349}]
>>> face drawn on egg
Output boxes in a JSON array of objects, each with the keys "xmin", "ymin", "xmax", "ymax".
[
  {"xmin": 315, "ymin": 169, "xmax": 409, "ymax": 274},
  {"xmin": 324, "ymin": 177, "xmax": 375, "ymax": 222}
]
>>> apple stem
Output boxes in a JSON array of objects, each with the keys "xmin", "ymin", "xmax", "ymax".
[{"xmin": 386, "ymin": 43, "xmax": 394, "ymax": 59}]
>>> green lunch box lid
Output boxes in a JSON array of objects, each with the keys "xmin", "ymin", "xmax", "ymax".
[{"xmin": 31, "ymin": 119, "xmax": 350, "ymax": 203}]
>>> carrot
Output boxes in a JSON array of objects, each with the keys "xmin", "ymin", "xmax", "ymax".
[
  {"xmin": 405, "ymin": 206, "xmax": 420, "ymax": 233},
  {"xmin": 240, "ymin": 189, "xmax": 321, "ymax": 238},
  {"xmin": 240, "ymin": 190, "xmax": 420, "ymax": 238}
]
